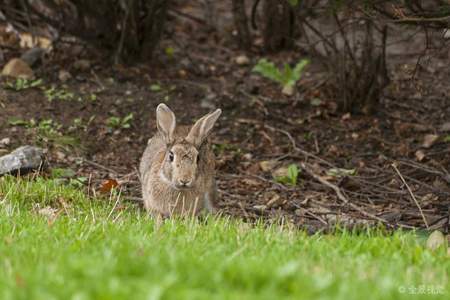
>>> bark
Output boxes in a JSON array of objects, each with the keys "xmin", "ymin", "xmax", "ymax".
[{"xmin": 232, "ymin": 0, "xmax": 252, "ymax": 50}]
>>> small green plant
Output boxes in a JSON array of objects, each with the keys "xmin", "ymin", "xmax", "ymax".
[
  {"xmin": 444, "ymin": 135, "xmax": 450, "ymax": 143},
  {"xmin": 69, "ymin": 176, "xmax": 88, "ymax": 188},
  {"xmin": 51, "ymin": 168, "xmax": 77, "ymax": 179},
  {"xmin": 213, "ymin": 143, "xmax": 241, "ymax": 155},
  {"xmin": 89, "ymin": 93, "xmax": 97, "ymax": 101},
  {"xmin": 150, "ymin": 84, "xmax": 162, "ymax": 92},
  {"xmin": 44, "ymin": 86, "xmax": 74, "ymax": 102},
  {"xmin": 8, "ymin": 118, "xmax": 78, "ymax": 148},
  {"xmin": 106, "ymin": 113, "xmax": 134, "ymax": 130},
  {"xmin": 70, "ymin": 116, "xmax": 95, "ymax": 132},
  {"xmin": 5, "ymin": 78, "xmax": 43, "ymax": 91},
  {"xmin": 275, "ymin": 164, "xmax": 300, "ymax": 186},
  {"xmin": 165, "ymin": 46, "xmax": 175, "ymax": 59},
  {"xmin": 252, "ymin": 58, "xmax": 309, "ymax": 94}
]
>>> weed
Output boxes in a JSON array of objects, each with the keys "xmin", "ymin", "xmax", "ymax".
[
  {"xmin": 5, "ymin": 78, "xmax": 43, "ymax": 91},
  {"xmin": 106, "ymin": 113, "xmax": 134, "ymax": 130},
  {"xmin": 275, "ymin": 164, "xmax": 299, "ymax": 186},
  {"xmin": 252, "ymin": 58, "xmax": 309, "ymax": 92},
  {"xmin": 70, "ymin": 116, "xmax": 95, "ymax": 132},
  {"xmin": 8, "ymin": 118, "xmax": 79, "ymax": 148},
  {"xmin": 44, "ymin": 86, "xmax": 74, "ymax": 102},
  {"xmin": 150, "ymin": 84, "xmax": 162, "ymax": 92}
]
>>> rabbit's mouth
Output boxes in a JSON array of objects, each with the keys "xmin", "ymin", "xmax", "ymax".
[{"xmin": 174, "ymin": 181, "xmax": 194, "ymax": 190}]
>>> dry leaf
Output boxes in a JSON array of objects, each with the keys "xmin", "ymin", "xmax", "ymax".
[
  {"xmin": 242, "ymin": 178, "xmax": 259, "ymax": 186},
  {"xmin": 341, "ymin": 113, "xmax": 351, "ymax": 121},
  {"xmin": 259, "ymin": 160, "xmax": 278, "ymax": 172},
  {"xmin": 272, "ymin": 166, "xmax": 289, "ymax": 178},
  {"xmin": 253, "ymin": 205, "xmax": 267, "ymax": 211},
  {"xmin": 422, "ymin": 134, "xmax": 439, "ymax": 148},
  {"xmin": 415, "ymin": 150, "xmax": 425, "ymax": 161},
  {"xmin": 266, "ymin": 194, "xmax": 283, "ymax": 208},
  {"xmin": 99, "ymin": 179, "xmax": 119, "ymax": 193}
]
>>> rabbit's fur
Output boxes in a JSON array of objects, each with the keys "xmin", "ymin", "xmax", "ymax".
[{"xmin": 140, "ymin": 103, "xmax": 221, "ymax": 217}]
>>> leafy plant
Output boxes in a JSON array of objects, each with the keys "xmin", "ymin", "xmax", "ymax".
[
  {"xmin": 165, "ymin": 46, "xmax": 175, "ymax": 59},
  {"xmin": 8, "ymin": 118, "xmax": 78, "ymax": 148},
  {"xmin": 51, "ymin": 168, "xmax": 77, "ymax": 179},
  {"xmin": 44, "ymin": 86, "xmax": 74, "ymax": 102},
  {"xmin": 275, "ymin": 164, "xmax": 300, "ymax": 186},
  {"xmin": 69, "ymin": 176, "xmax": 88, "ymax": 188},
  {"xmin": 70, "ymin": 116, "xmax": 95, "ymax": 132},
  {"xmin": 252, "ymin": 58, "xmax": 309, "ymax": 92},
  {"xmin": 150, "ymin": 84, "xmax": 162, "ymax": 92},
  {"xmin": 5, "ymin": 78, "xmax": 43, "ymax": 91},
  {"xmin": 444, "ymin": 135, "xmax": 450, "ymax": 143},
  {"xmin": 106, "ymin": 113, "xmax": 134, "ymax": 130}
]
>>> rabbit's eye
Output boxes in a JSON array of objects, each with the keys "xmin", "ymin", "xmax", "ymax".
[{"xmin": 168, "ymin": 151, "xmax": 174, "ymax": 162}]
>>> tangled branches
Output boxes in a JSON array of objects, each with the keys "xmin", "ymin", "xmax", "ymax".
[{"xmin": 0, "ymin": 0, "xmax": 169, "ymax": 62}]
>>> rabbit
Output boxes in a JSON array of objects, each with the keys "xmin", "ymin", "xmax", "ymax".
[{"xmin": 139, "ymin": 103, "xmax": 222, "ymax": 217}]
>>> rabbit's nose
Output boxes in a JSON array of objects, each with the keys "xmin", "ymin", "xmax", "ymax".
[{"xmin": 178, "ymin": 179, "xmax": 192, "ymax": 187}]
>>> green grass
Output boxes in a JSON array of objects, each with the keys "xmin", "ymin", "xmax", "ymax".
[{"xmin": 0, "ymin": 176, "xmax": 448, "ymax": 300}]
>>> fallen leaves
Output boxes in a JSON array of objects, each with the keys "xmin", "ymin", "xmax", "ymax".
[
  {"xmin": 422, "ymin": 134, "xmax": 439, "ymax": 149},
  {"xmin": 259, "ymin": 160, "xmax": 278, "ymax": 172},
  {"xmin": 415, "ymin": 150, "xmax": 425, "ymax": 162},
  {"xmin": 99, "ymin": 179, "xmax": 119, "ymax": 193}
]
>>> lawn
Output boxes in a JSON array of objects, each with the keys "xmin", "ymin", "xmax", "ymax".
[{"xmin": 0, "ymin": 176, "xmax": 448, "ymax": 300}]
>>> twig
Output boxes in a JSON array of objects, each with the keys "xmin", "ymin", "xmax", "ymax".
[
  {"xmin": 391, "ymin": 163, "xmax": 429, "ymax": 229},
  {"xmin": 264, "ymin": 125, "xmax": 335, "ymax": 167},
  {"xmin": 115, "ymin": 0, "xmax": 130, "ymax": 64},
  {"xmin": 300, "ymin": 163, "xmax": 409, "ymax": 228},
  {"xmin": 79, "ymin": 158, "xmax": 120, "ymax": 175},
  {"xmin": 301, "ymin": 163, "xmax": 348, "ymax": 203},
  {"xmin": 168, "ymin": 8, "xmax": 207, "ymax": 25}
]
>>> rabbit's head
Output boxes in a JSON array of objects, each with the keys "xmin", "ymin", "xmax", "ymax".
[{"xmin": 155, "ymin": 103, "xmax": 221, "ymax": 190}]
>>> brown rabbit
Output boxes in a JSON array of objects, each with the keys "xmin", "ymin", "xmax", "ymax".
[{"xmin": 140, "ymin": 103, "xmax": 222, "ymax": 217}]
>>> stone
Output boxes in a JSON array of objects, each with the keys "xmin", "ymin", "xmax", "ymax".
[
  {"xmin": 0, "ymin": 146, "xmax": 45, "ymax": 176},
  {"xmin": 0, "ymin": 137, "xmax": 10, "ymax": 148},
  {"xmin": 58, "ymin": 69, "xmax": 72, "ymax": 82},
  {"xmin": 281, "ymin": 85, "xmax": 294, "ymax": 96},
  {"xmin": 1, "ymin": 58, "xmax": 34, "ymax": 79},
  {"xmin": 235, "ymin": 55, "xmax": 250, "ymax": 66},
  {"xmin": 426, "ymin": 230, "xmax": 446, "ymax": 251},
  {"xmin": 20, "ymin": 47, "xmax": 45, "ymax": 67}
]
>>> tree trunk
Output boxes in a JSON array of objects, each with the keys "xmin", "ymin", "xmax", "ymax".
[
  {"xmin": 232, "ymin": 0, "xmax": 252, "ymax": 50},
  {"xmin": 262, "ymin": 0, "xmax": 295, "ymax": 52}
]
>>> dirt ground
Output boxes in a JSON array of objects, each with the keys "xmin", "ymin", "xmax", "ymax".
[{"xmin": 1, "ymin": 3, "xmax": 450, "ymax": 233}]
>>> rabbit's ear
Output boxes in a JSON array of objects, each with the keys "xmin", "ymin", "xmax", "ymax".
[
  {"xmin": 156, "ymin": 103, "xmax": 176, "ymax": 143},
  {"xmin": 186, "ymin": 109, "xmax": 221, "ymax": 147}
]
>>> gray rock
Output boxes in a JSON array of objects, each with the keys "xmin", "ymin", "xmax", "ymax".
[
  {"xmin": 20, "ymin": 47, "xmax": 45, "ymax": 67},
  {"xmin": 0, "ymin": 146, "xmax": 45, "ymax": 176}
]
